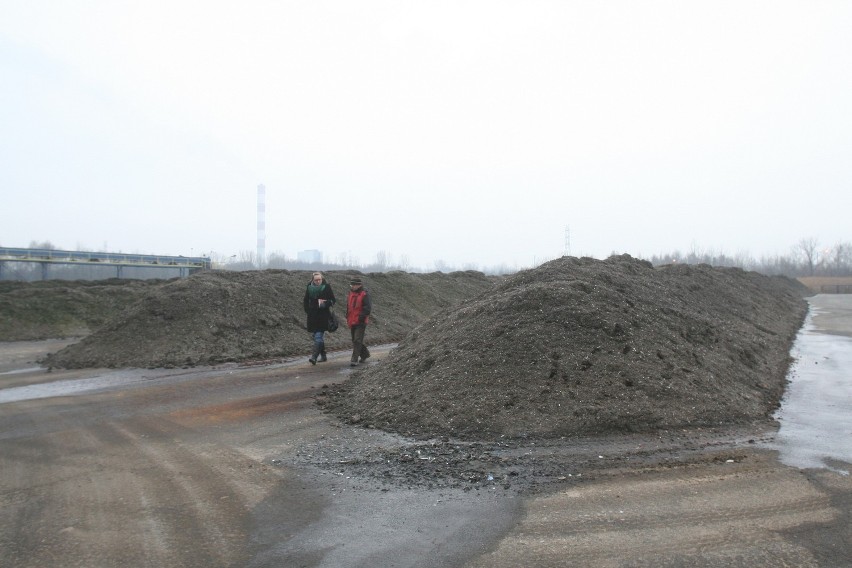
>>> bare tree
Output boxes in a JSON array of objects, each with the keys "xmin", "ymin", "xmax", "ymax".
[
  {"xmin": 266, "ymin": 251, "xmax": 289, "ymax": 269},
  {"xmin": 793, "ymin": 237, "xmax": 820, "ymax": 276},
  {"xmin": 828, "ymin": 241, "xmax": 852, "ymax": 276},
  {"xmin": 375, "ymin": 250, "xmax": 390, "ymax": 270},
  {"xmin": 337, "ymin": 251, "xmax": 359, "ymax": 268},
  {"xmin": 224, "ymin": 250, "xmax": 256, "ymax": 271}
]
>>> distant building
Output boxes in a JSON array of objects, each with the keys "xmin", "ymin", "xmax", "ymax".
[{"xmin": 297, "ymin": 249, "xmax": 322, "ymax": 263}]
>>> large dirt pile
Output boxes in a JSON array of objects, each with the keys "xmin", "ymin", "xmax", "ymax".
[
  {"xmin": 41, "ymin": 269, "xmax": 495, "ymax": 369},
  {"xmin": 322, "ymin": 255, "xmax": 810, "ymax": 441}
]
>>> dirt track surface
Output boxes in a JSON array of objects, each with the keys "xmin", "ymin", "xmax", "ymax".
[{"xmin": 2, "ymin": 294, "xmax": 851, "ymax": 568}]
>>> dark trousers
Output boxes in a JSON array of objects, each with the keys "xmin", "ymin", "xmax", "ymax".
[{"xmin": 350, "ymin": 325, "xmax": 369, "ymax": 362}]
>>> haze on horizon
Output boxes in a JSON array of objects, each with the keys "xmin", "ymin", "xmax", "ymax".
[{"xmin": 1, "ymin": 2, "xmax": 850, "ymax": 271}]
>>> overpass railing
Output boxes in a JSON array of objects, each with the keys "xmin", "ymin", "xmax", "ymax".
[{"xmin": 0, "ymin": 247, "xmax": 211, "ymax": 280}]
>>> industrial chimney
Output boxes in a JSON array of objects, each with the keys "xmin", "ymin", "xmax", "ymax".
[{"xmin": 257, "ymin": 184, "xmax": 266, "ymax": 268}]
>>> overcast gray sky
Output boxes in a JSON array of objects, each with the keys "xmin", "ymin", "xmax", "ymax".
[{"xmin": 2, "ymin": 1, "xmax": 850, "ymax": 270}]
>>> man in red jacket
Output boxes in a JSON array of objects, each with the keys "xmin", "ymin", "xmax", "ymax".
[{"xmin": 345, "ymin": 277, "xmax": 372, "ymax": 367}]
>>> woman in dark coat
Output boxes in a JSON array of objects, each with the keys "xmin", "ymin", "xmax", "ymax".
[{"xmin": 303, "ymin": 271, "xmax": 336, "ymax": 365}]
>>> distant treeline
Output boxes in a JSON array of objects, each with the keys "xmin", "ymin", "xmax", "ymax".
[
  {"xmin": 6, "ymin": 238, "xmax": 850, "ymax": 281},
  {"xmin": 223, "ymin": 237, "xmax": 852, "ymax": 278},
  {"xmin": 646, "ymin": 238, "xmax": 852, "ymax": 278}
]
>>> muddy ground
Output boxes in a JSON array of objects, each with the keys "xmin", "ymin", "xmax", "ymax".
[
  {"xmin": 1, "ymin": 259, "xmax": 851, "ymax": 566},
  {"xmin": 1, "ymin": 299, "xmax": 851, "ymax": 566}
]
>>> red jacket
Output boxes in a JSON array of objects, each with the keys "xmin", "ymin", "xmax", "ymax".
[{"xmin": 346, "ymin": 288, "xmax": 371, "ymax": 327}]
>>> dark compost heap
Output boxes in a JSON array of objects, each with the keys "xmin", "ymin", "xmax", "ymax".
[{"xmin": 321, "ymin": 255, "xmax": 809, "ymax": 441}]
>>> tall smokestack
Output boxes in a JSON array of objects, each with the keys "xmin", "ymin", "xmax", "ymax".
[{"xmin": 257, "ymin": 184, "xmax": 266, "ymax": 267}]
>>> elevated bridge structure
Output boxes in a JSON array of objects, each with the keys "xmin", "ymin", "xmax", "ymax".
[{"xmin": 0, "ymin": 247, "xmax": 211, "ymax": 281}]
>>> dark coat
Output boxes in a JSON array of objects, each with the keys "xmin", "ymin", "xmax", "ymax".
[{"xmin": 303, "ymin": 280, "xmax": 336, "ymax": 332}]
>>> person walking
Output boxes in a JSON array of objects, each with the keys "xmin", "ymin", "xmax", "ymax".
[
  {"xmin": 303, "ymin": 271, "xmax": 336, "ymax": 365},
  {"xmin": 345, "ymin": 276, "xmax": 372, "ymax": 367}
]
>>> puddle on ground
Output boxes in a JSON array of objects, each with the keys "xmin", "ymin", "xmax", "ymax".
[
  {"xmin": 767, "ymin": 301, "xmax": 852, "ymax": 475},
  {"xmin": 0, "ymin": 369, "xmax": 166, "ymax": 403},
  {"xmin": 0, "ymin": 358, "xmax": 306, "ymax": 405}
]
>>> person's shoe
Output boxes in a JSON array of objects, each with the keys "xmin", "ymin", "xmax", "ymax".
[
  {"xmin": 309, "ymin": 357, "xmax": 317, "ymax": 366},
  {"xmin": 359, "ymin": 354, "xmax": 370, "ymax": 363},
  {"xmin": 350, "ymin": 361, "xmax": 358, "ymax": 367},
  {"xmin": 319, "ymin": 353, "xmax": 327, "ymax": 362}
]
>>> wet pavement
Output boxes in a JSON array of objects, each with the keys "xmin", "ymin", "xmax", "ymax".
[
  {"xmin": 0, "ymin": 348, "xmax": 367, "ymax": 404},
  {"xmin": 768, "ymin": 294, "xmax": 852, "ymax": 475}
]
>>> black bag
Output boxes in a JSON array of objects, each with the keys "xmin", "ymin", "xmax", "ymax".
[{"xmin": 328, "ymin": 310, "xmax": 339, "ymax": 332}]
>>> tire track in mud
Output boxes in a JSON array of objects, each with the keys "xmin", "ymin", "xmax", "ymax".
[
  {"xmin": 0, "ymin": 418, "xmax": 124, "ymax": 568},
  {"xmin": 168, "ymin": 388, "xmax": 314, "ymax": 425},
  {"xmin": 83, "ymin": 416, "xmax": 280, "ymax": 567},
  {"xmin": 164, "ymin": 372, "xmax": 341, "ymax": 462},
  {"xmin": 0, "ymin": 411, "xmax": 283, "ymax": 568},
  {"xmin": 0, "ymin": 356, "xmax": 345, "ymax": 568},
  {"xmin": 466, "ymin": 458, "xmax": 840, "ymax": 567}
]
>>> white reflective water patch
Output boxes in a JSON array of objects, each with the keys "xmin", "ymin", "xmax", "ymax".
[
  {"xmin": 0, "ymin": 368, "xmax": 187, "ymax": 404},
  {"xmin": 0, "ymin": 367, "xmax": 44, "ymax": 376},
  {"xmin": 0, "ymin": 374, "xmax": 132, "ymax": 403},
  {"xmin": 769, "ymin": 305, "xmax": 852, "ymax": 474},
  {"xmin": 0, "ymin": 364, "xmax": 256, "ymax": 405}
]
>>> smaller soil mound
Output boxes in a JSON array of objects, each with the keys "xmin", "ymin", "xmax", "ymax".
[
  {"xmin": 0, "ymin": 279, "xmax": 164, "ymax": 341},
  {"xmin": 42, "ymin": 269, "xmax": 495, "ymax": 369},
  {"xmin": 322, "ymin": 255, "xmax": 810, "ymax": 441}
]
